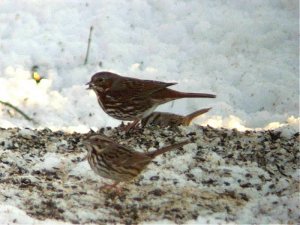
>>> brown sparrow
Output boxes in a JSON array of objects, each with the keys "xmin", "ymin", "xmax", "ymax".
[
  {"xmin": 86, "ymin": 72, "xmax": 216, "ymax": 131},
  {"xmin": 141, "ymin": 107, "xmax": 212, "ymax": 127},
  {"xmin": 83, "ymin": 134, "xmax": 190, "ymax": 190}
]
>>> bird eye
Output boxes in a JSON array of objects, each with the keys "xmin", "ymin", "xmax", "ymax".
[{"xmin": 97, "ymin": 78, "xmax": 105, "ymax": 84}]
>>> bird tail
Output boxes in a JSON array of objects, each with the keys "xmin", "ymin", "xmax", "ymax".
[
  {"xmin": 176, "ymin": 91, "xmax": 216, "ymax": 98},
  {"xmin": 182, "ymin": 107, "xmax": 212, "ymax": 125},
  {"xmin": 148, "ymin": 140, "xmax": 190, "ymax": 158},
  {"xmin": 155, "ymin": 88, "xmax": 216, "ymax": 100}
]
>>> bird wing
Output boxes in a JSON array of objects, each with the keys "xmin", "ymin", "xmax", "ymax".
[
  {"xmin": 108, "ymin": 146, "xmax": 152, "ymax": 170},
  {"xmin": 110, "ymin": 76, "xmax": 177, "ymax": 97}
]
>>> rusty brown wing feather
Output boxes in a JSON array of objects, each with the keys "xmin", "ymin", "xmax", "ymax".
[
  {"xmin": 107, "ymin": 145, "xmax": 152, "ymax": 171},
  {"xmin": 110, "ymin": 76, "xmax": 177, "ymax": 97}
]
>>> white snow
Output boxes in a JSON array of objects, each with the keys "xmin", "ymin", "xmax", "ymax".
[
  {"xmin": 0, "ymin": 0, "xmax": 298, "ymax": 134},
  {"xmin": 0, "ymin": 0, "xmax": 299, "ymax": 224},
  {"xmin": 0, "ymin": 205, "xmax": 72, "ymax": 225},
  {"xmin": 32, "ymin": 152, "xmax": 63, "ymax": 171},
  {"xmin": 18, "ymin": 128, "xmax": 35, "ymax": 138}
]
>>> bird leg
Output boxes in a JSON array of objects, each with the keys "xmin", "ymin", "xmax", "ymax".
[
  {"xmin": 123, "ymin": 119, "xmax": 140, "ymax": 132},
  {"xmin": 100, "ymin": 181, "xmax": 122, "ymax": 193}
]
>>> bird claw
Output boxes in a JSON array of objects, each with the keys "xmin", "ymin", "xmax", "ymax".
[
  {"xmin": 100, "ymin": 182, "xmax": 123, "ymax": 194},
  {"xmin": 119, "ymin": 119, "xmax": 140, "ymax": 133}
]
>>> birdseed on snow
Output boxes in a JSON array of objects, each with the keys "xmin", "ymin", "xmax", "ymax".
[{"xmin": 0, "ymin": 125, "xmax": 299, "ymax": 224}]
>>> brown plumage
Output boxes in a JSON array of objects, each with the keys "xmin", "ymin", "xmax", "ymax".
[
  {"xmin": 141, "ymin": 107, "xmax": 212, "ymax": 128},
  {"xmin": 86, "ymin": 71, "xmax": 216, "ymax": 131},
  {"xmin": 84, "ymin": 134, "xmax": 190, "ymax": 189}
]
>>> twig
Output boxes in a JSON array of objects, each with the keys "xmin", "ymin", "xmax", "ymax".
[
  {"xmin": 0, "ymin": 100, "xmax": 34, "ymax": 122},
  {"xmin": 84, "ymin": 26, "xmax": 94, "ymax": 65}
]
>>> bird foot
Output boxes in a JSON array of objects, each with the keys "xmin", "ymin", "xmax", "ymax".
[
  {"xmin": 120, "ymin": 120, "xmax": 140, "ymax": 133},
  {"xmin": 100, "ymin": 182, "xmax": 122, "ymax": 194}
]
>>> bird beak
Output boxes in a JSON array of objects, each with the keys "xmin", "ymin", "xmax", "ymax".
[{"xmin": 86, "ymin": 81, "xmax": 91, "ymax": 90}]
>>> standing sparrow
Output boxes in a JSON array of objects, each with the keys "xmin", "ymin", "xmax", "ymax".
[
  {"xmin": 84, "ymin": 134, "xmax": 190, "ymax": 190},
  {"xmin": 141, "ymin": 107, "xmax": 212, "ymax": 128},
  {"xmin": 86, "ymin": 71, "xmax": 216, "ymax": 131}
]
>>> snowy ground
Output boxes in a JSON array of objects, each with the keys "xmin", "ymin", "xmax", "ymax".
[
  {"xmin": 0, "ymin": 126, "xmax": 299, "ymax": 224},
  {"xmin": 0, "ymin": 0, "xmax": 299, "ymax": 224}
]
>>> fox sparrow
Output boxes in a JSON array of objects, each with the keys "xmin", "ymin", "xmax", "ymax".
[
  {"xmin": 86, "ymin": 71, "xmax": 216, "ymax": 131},
  {"xmin": 141, "ymin": 107, "xmax": 212, "ymax": 128},
  {"xmin": 83, "ymin": 134, "xmax": 190, "ymax": 190}
]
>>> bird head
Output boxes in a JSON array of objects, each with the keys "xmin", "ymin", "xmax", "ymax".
[
  {"xmin": 83, "ymin": 134, "xmax": 114, "ymax": 152},
  {"xmin": 86, "ymin": 71, "xmax": 119, "ymax": 92}
]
